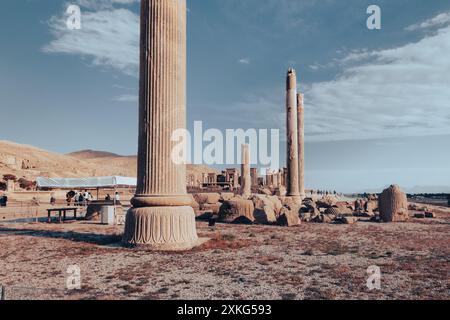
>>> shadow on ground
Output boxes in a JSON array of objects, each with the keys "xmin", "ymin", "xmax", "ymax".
[{"xmin": 0, "ymin": 226, "xmax": 122, "ymax": 245}]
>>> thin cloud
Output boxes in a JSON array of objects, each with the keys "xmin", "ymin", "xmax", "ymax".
[
  {"xmin": 43, "ymin": 3, "xmax": 139, "ymax": 76},
  {"xmin": 43, "ymin": 5, "xmax": 450, "ymax": 143},
  {"xmin": 304, "ymin": 19, "xmax": 450, "ymax": 142},
  {"xmin": 405, "ymin": 11, "xmax": 450, "ymax": 31},
  {"xmin": 220, "ymin": 12, "xmax": 450, "ymax": 143},
  {"xmin": 112, "ymin": 94, "xmax": 138, "ymax": 102},
  {"xmin": 75, "ymin": 0, "xmax": 138, "ymax": 10}
]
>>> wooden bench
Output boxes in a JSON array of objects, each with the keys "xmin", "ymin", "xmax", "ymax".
[{"xmin": 47, "ymin": 208, "xmax": 78, "ymax": 223}]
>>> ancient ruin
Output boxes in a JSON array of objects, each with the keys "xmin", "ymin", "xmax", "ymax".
[
  {"xmin": 285, "ymin": 69, "xmax": 301, "ymax": 203},
  {"xmin": 123, "ymin": 0, "xmax": 199, "ymax": 250},
  {"xmin": 250, "ymin": 168, "xmax": 258, "ymax": 188},
  {"xmin": 378, "ymin": 184, "xmax": 409, "ymax": 222},
  {"xmin": 240, "ymin": 144, "xmax": 251, "ymax": 199},
  {"xmin": 297, "ymin": 93, "xmax": 305, "ymax": 198}
]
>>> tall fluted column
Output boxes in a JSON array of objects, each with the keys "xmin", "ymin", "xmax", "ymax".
[
  {"xmin": 297, "ymin": 93, "xmax": 305, "ymax": 198},
  {"xmin": 286, "ymin": 69, "xmax": 301, "ymax": 202},
  {"xmin": 240, "ymin": 144, "xmax": 251, "ymax": 198},
  {"xmin": 123, "ymin": 0, "xmax": 198, "ymax": 250}
]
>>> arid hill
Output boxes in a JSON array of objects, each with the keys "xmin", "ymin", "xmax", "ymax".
[
  {"xmin": 0, "ymin": 140, "xmax": 218, "ymax": 184},
  {"xmin": 67, "ymin": 150, "xmax": 123, "ymax": 160}
]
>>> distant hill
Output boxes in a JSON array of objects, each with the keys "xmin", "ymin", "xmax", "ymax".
[
  {"xmin": 67, "ymin": 150, "xmax": 123, "ymax": 160},
  {"xmin": 0, "ymin": 140, "xmax": 218, "ymax": 186},
  {"xmin": 359, "ymin": 185, "xmax": 450, "ymax": 195}
]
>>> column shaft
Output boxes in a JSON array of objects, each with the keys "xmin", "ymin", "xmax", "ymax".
[
  {"xmin": 240, "ymin": 144, "xmax": 251, "ymax": 198},
  {"xmin": 133, "ymin": 0, "xmax": 189, "ymax": 207},
  {"xmin": 286, "ymin": 69, "xmax": 301, "ymax": 200},
  {"xmin": 297, "ymin": 93, "xmax": 305, "ymax": 197},
  {"xmin": 123, "ymin": 0, "xmax": 198, "ymax": 249}
]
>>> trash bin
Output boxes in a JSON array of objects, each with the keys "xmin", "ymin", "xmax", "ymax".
[{"xmin": 101, "ymin": 206, "xmax": 115, "ymax": 225}]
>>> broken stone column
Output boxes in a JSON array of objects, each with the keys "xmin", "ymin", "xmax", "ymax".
[
  {"xmin": 272, "ymin": 172, "xmax": 279, "ymax": 188},
  {"xmin": 282, "ymin": 167, "xmax": 288, "ymax": 187},
  {"xmin": 240, "ymin": 144, "xmax": 251, "ymax": 199},
  {"xmin": 378, "ymin": 185, "xmax": 409, "ymax": 222},
  {"xmin": 277, "ymin": 170, "xmax": 283, "ymax": 188},
  {"xmin": 265, "ymin": 169, "xmax": 271, "ymax": 187},
  {"xmin": 123, "ymin": 0, "xmax": 198, "ymax": 250},
  {"xmin": 250, "ymin": 168, "xmax": 258, "ymax": 187},
  {"xmin": 285, "ymin": 69, "xmax": 301, "ymax": 203},
  {"xmin": 297, "ymin": 93, "xmax": 305, "ymax": 198}
]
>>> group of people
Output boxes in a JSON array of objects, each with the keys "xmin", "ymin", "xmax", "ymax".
[
  {"xmin": 104, "ymin": 193, "xmax": 121, "ymax": 202},
  {"xmin": 66, "ymin": 190, "xmax": 95, "ymax": 206},
  {"xmin": 65, "ymin": 190, "xmax": 121, "ymax": 206}
]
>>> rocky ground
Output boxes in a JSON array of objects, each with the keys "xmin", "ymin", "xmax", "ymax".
[{"xmin": 0, "ymin": 203, "xmax": 448, "ymax": 300}]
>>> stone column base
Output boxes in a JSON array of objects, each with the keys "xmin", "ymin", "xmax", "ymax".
[
  {"xmin": 286, "ymin": 195, "xmax": 302, "ymax": 204},
  {"xmin": 123, "ymin": 206, "xmax": 199, "ymax": 251}
]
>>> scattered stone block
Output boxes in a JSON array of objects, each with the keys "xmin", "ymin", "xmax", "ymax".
[
  {"xmin": 312, "ymin": 214, "xmax": 334, "ymax": 224},
  {"xmin": 325, "ymin": 206, "xmax": 341, "ymax": 216},
  {"xmin": 218, "ymin": 198, "xmax": 255, "ymax": 224},
  {"xmin": 220, "ymin": 192, "xmax": 234, "ymax": 201},
  {"xmin": 277, "ymin": 207, "xmax": 301, "ymax": 227},
  {"xmin": 342, "ymin": 216, "xmax": 358, "ymax": 224},
  {"xmin": 253, "ymin": 206, "xmax": 277, "ymax": 224},
  {"xmin": 378, "ymin": 185, "xmax": 409, "ymax": 222},
  {"xmin": 258, "ymin": 188, "xmax": 272, "ymax": 196}
]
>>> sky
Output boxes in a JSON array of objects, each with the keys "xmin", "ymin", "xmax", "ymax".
[{"xmin": 0, "ymin": 0, "xmax": 450, "ymax": 193}]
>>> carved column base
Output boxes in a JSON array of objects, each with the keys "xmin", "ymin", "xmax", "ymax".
[
  {"xmin": 123, "ymin": 206, "xmax": 199, "ymax": 250},
  {"xmin": 286, "ymin": 195, "xmax": 302, "ymax": 204}
]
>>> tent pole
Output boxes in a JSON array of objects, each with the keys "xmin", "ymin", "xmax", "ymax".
[{"xmin": 36, "ymin": 186, "xmax": 39, "ymax": 223}]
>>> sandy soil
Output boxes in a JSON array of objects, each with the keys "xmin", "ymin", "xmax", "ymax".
[{"xmin": 0, "ymin": 204, "xmax": 449, "ymax": 300}]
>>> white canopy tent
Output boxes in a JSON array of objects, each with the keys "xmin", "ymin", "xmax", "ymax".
[
  {"xmin": 36, "ymin": 176, "xmax": 137, "ymax": 189},
  {"xmin": 35, "ymin": 176, "xmax": 137, "ymax": 222}
]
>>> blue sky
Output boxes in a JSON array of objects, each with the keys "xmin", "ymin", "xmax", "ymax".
[{"xmin": 1, "ymin": 0, "xmax": 450, "ymax": 192}]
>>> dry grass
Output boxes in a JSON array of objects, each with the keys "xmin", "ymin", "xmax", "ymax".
[{"xmin": 0, "ymin": 203, "xmax": 449, "ymax": 300}]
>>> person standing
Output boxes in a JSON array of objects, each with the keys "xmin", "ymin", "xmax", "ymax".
[
  {"xmin": 78, "ymin": 192, "xmax": 84, "ymax": 206},
  {"xmin": 50, "ymin": 195, "xmax": 56, "ymax": 206}
]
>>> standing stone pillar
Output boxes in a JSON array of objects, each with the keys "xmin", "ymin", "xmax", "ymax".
[
  {"xmin": 297, "ymin": 93, "xmax": 305, "ymax": 198},
  {"xmin": 272, "ymin": 172, "xmax": 278, "ymax": 189},
  {"xmin": 240, "ymin": 144, "xmax": 251, "ymax": 198},
  {"xmin": 285, "ymin": 69, "xmax": 301, "ymax": 202},
  {"xmin": 250, "ymin": 168, "xmax": 258, "ymax": 187},
  {"xmin": 277, "ymin": 170, "xmax": 283, "ymax": 188},
  {"xmin": 233, "ymin": 172, "xmax": 239, "ymax": 190},
  {"xmin": 123, "ymin": 0, "xmax": 198, "ymax": 250}
]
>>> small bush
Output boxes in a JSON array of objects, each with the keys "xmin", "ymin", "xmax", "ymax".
[
  {"xmin": 2, "ymin": 174, "xmax": 17, "ymax": 182},
  {"xmin": 18, "ymin": 178, "xmax": 35, "ymax": 190}
]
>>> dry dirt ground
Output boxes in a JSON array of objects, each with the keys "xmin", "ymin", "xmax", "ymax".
[{"xmin": 0, "ymin": 205, "xmax": 449, "ymax": 300}]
